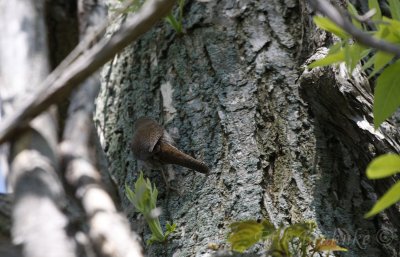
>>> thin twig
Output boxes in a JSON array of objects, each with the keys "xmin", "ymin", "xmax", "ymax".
[
  {"xmin": 310, "ymin": 0, "xmax": 400, "ymax": 56},
  {"xmin": 0, "ymin": 0, "xmax": 176, "ymax": 144},
  {"xmin": 354, "ymin": 8, "xmax": 376, "ymax": 22}
]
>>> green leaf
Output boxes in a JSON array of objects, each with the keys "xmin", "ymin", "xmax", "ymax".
[
  {"xmin": 367, "ymin": 154, "xmax": 400, "ymax": 178},
  {"xmin": 268, "ymin": 221, "xmax": 316, "ymax": 256},
  {"xmin": 361, "ymin": 48, "xmax": 372, "ymax": 59},
  {"xmin": 315, "ymin": 239, "xmax": 348, "ymax": 252},
  {"xmin": 283, "ymin": 222, "xmax": 315, "ymax": 239},
  {"xmin": 346, "ymin": 44, "xmax": 366, "ymax": 72},
  {"xmin": 126, "ymin": 172, "xmax": 176, "ymax": 245},
  {"xmin": 376, "ymin": 26, "xmax": 391, "ymax": 40},
  {"xmin": 228, "ymin": 221, "xmax": 263, "ymax": 252},
  {"xmin": 371, "ymin": 51, "xmax": 395, "ymax": 77},
  {"xmin": 165, "ymin": 0, "xmax": 185, "ymax": 34},
  {"xmin": 328, "ymin": 42, "xmax": 343, "ymax": 54},
  {"xmin": 382, "ymin": 17, "xmax": 400, "ymax": 41},
  {"xmin": 165, "ymin": 222, "xmax": 177, "ymax": 238},
  {"xmin": 368, "ymin": 22, "xmax": 398, "ymax": 77},
  {"xmin": 362, "ymin": 54, "xmax": 376, "ymax": 70},
  {"xmin": 308, "ymin": 48, "xmax": 345, "ymax": 68},
  {"xmin": 313, "ymin": 16, "xmax": 349, "ymax": 39},
  {"xmin": 373, "ymin": 60, "xmax": 400, "ymax": 128},
  {"xmin": 281, "ymin": 221, "xmax": 315, "ymax": 250},
  {"xmin": 375, "ymin": 51, "xmax": 394, "ymax": 70},
  {"xmin": 375, "ymin": 19, "xmax": 400, "ymax": 43},
  {"xmin": 125, "ymin": 184, "xmax": 135, "ymax": 203},
  {"xmin": 165, "ymin": 13, "xmax": 182, "ymax": 33},
  {"xmin": 166, "ymin": 222, "xmax": 177, "ymax": 233},
  {"xmin": 365, "ymin": 181, "xmax": 400, "ymax": 217},
  {"xmin": 344, "ymin": 43, "xmax": 351, "ymax": 70},
  {"xmin": 368, "ymin": 0, "xmax": 382, "ymax": 21},
  {"xmin": 388, "ymin": 0, "xmax": 400, "ymax": 20},
  {"xmin": 227, "ymin": 220, "xmax": 275, "ymax": 253},
  {"xmin": 129, "ymin": 172, "xmax": 153, "ymax": 213}
]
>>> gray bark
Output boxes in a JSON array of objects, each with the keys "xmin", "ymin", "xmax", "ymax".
[
  {"xmin": 60, "ymin": 1, "xmax": 145, "ymax": 256},
  {"xmin": 0, "ymin": 0, "xmax": 76, "ymax": 256},
  {"xmin": 0, "ymin": 194, "xmax": 21, "ymax": 257},
  {"xmin": 299, "ymin": 50, "xmax": 400, "ymax": 257},
  {"xmin": 96, "ymin": 0, "xmax": 399, "ymax": 256}
]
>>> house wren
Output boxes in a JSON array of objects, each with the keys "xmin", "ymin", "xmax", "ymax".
[{"xmin": 131, "ymin": 117, "xmax": 209, "ymax": 174}]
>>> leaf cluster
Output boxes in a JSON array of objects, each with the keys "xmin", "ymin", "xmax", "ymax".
[
  {"xmin": 309, "ymin": 0, "xmax": 400, "ymax": 220},
  {"xmin": 227, "ymin": 220, "xmax": 346, "ymax": 256},
  {"xmin": 165, "ymin": 0, "xmax": 185, "ymax": 34},
  {"xmin": 365, "ymin": 154, "xmax": 400, "ymax": 217},
  {"xmin": 125, "ymin": 172, "xmax": 176, "ymax": 244},
  {"xmin": 309, "ymin": 0, "xmax": 400, "ymax": 128}
]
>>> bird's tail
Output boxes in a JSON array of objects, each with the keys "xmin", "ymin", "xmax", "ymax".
[{"xmin": 157, "ymin": 141, "xmax": 210, "ymax": 174}]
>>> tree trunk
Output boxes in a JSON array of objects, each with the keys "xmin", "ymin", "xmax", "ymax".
[{"xmin": 95, "ymin": 0, "xmax": 399, "ymax": 256}]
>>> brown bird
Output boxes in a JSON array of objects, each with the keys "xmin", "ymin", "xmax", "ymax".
[{"xmin": 131, "ymin": 117, "xmax": 210, "ymax": 174}]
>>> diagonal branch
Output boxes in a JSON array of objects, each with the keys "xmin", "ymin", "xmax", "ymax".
[
  {"xmin": 310, "ymin": 0, "xmax": 400, "ymax": 56},
  {"xmin": 0, "ymin": 0, "xmax": 176, "ymax": 145}
]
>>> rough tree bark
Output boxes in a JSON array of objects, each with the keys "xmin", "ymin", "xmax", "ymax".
[{"xmin": 96, "ymin": 0, "xmax": 399, "ymax": 257}]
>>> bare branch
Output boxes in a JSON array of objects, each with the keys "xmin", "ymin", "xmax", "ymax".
[
  {"xmin": 60, "ymin": 1, "xmax": 144, "ymax": 256},
  {"xmin": 0, "ymin": 0, "xmax": 76, "ymax": 256},
  {"xmin": 310, "ymin": 0, "xmax": 400, "ymax": 56},
  {"xmin": 11, "ymin": 151, "xmax": 76, "ymax": 257},
  {"xmin": 61, "ymin": 138, "xmax": 144, "ymax": 257},
  {"xmin": 0, "ymin": 0, "xmax": 176, "ymax": 144},
  {"xmin": 61, "ymin": 67, "xmax": 143, "ymax": 257}
]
